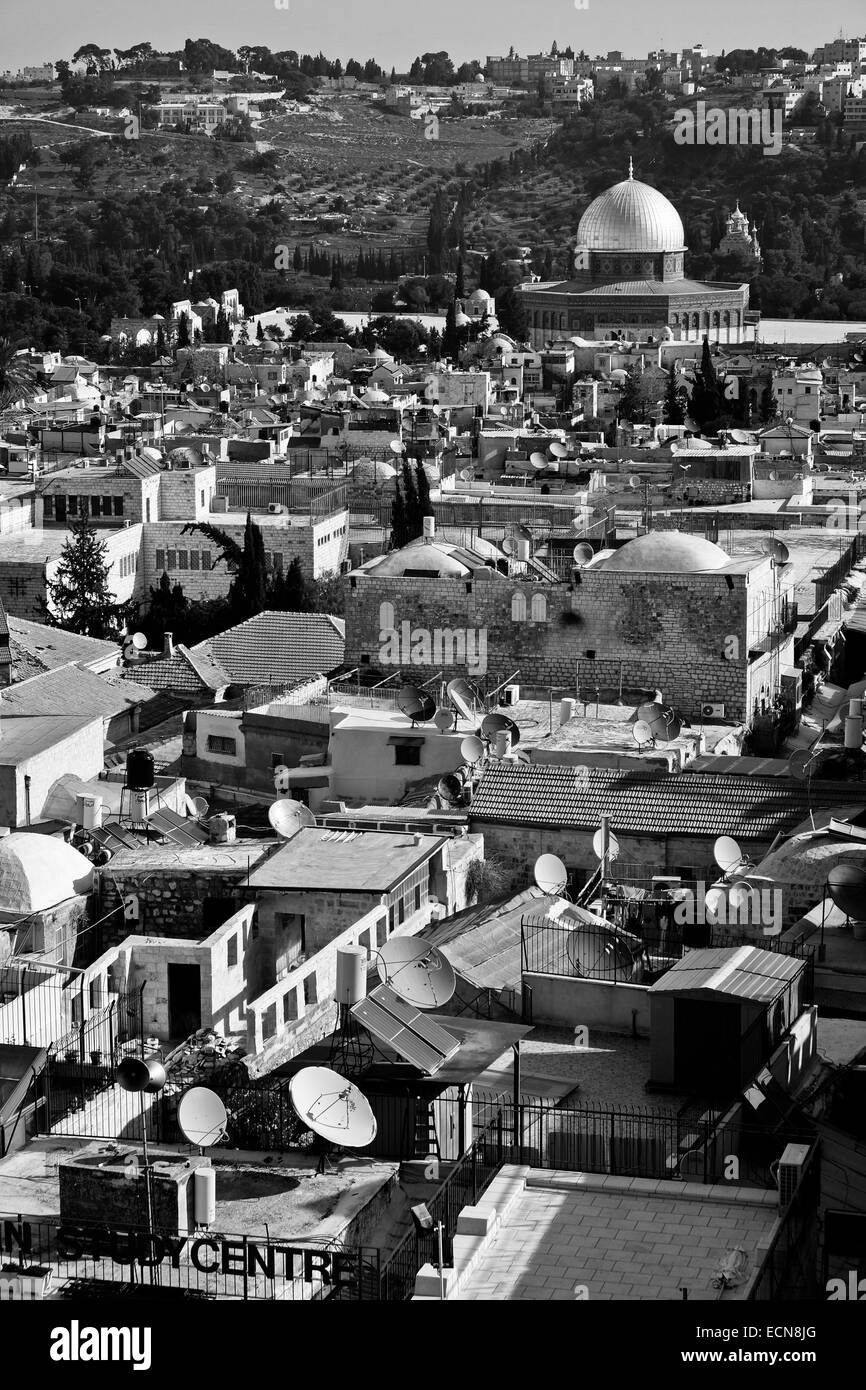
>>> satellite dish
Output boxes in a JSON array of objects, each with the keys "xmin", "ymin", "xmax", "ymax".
[
  {"xmin": 826, "ymin": 864, "xmax": 866, "ymax": 920},
  {"xmin": 389, "ymin": 439, "xmax": 404, "ymax": 456},
  {"xmin": 516, "ymin": 524, "xmax": 533, "ymax": 543},
  {"xmin": 192, "ymin": 796, "xmax": 209, "ymax": 819},
  {"xmin": 116, "ymin": 1057, "xmax": 166, "ymax": 1095},
  {"xmin": 714, "ymin": 834, "xmax": 744, "ymax": 874},
  {"xmin": 573, "ymin": 542, "xmax": 594, "ymax": 566},
  {"xmin": 635, "ymin": 701, "xmax": 682, "ymax": 743},
  {"xmin": 433, "ymin": 707, "xmax": 455, "ymax": 732},
  {"xmin": 633, "ymin": 719, "xmax": 654, "ymax": 748},
  {"xmin": 431, "ymin": 404, "xmax": 442, "ymax": 417},
  {"xmin": 533, "ymin": 853, "xmax": 568, "ymax": 895},
  {"xmin": 131, "ymin": 632, "xmax": 147, "ymax": 651},
  {"xmin": 684, "ymin": 417, "xmax": 700, "ymax": 434},
  {"xmin": 77, "ymin": 840, "xmax": 93, "ymax": 857},
  {"xmin": 437, "ymin": 773, "xmax": 464, "ymax": 804},
  {"xmin": 481, "ymin": 712, "xmax": 521, "ymax": 747},
  {"xmin": 460, "ymin": 734, "xmax": 485, "ymax": 764},
  {"xmin": 789, "ymin": 749, "xmax": 815, "ymax": 782},
  {"xmin": 768, "ymin": 471, "xmax": 778, "ymax": 482},
  {"xmin": 447, "ymin": 677, "xmax": 481, "ymax": 722},
  {"xmin": 398, "ymin": 684, "xmax": 436, "ymax": 724},
  {"xmin": 177, "ymin": 1087, "xmax": 228, "ymax": 1148},
  {"xmin": 289, "ymin": 1067, "xmax": 377, "ymax": 1148},
  {"xmin": 549, "ymin": 442, "xmax": 568, "ymax": 459},
  {"xmin": 501, "ymin": 536, "xmax": 516, "ymax": 556},
  {"xmin": 460, "ymin": 468, "xmax": 474, "ymax": 482},
  {"xmin": 592, "ymin": 827, "xmax": 621, "ymax": 861},
  {"xmin": 375, "ymin": 937, "xmax": 456, "ymax": 1008},
  {"xmin": 268, "ymin": 799, "xmax": 315, "ymax": 838},
  {"xmin": 760, "ymin": 537, "xmax": 790, "ymax": 565},
  {"xmin": 530, "ymin": 451, "xmax": 548, "ymax": 471}
]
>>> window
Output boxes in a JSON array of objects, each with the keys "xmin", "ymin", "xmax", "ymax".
[
  {"xmin": 145, "ymin": 499, "xmax": 151, "ymax": 522},
  {"xmin": 272, "ymin": 552, "xmax": 283, "ymax": 573},
  {"xmin": 178, "ymin": 550, "xmax": 189, "ymax": 569},
  {"xmin": 394, "ymin": 745, "xmax": 422, "ymax": 766},
  {"xmin": 201, "ymin": 549, "xmax": 211, "ymax": 571},
  {"xmin": 190, "ymin": 551, "xmax": 200, "ymax": 571},
  {"xmin": 102, "ymin": 496, "xmax": 112, "ymax": 516},
  {"xmin": 283, "ymin": 990, "xmax": 297, "ymax": 1022},
  {"xmin": 43, "ymin": 495, "xmax": 55, "ymax": 519},
  {"xmin": 531, "ymin": 593, "xmax": 548, "ymax": 622},
  {"xmin": 167, "ymin": 550, "xmax": 177, "ymax": 570},
  {"xmin": 113, "ymin": 497, "xmax": 124, "ymax": 516},
  {"xmin": 271, "ymin": 753, "xmax": 286, "ymax": 769},
  {"xmin": 227, "ymin": 935, "xmax": 238, "ymax": 968},
  {"xmin": 511, "ymin": 592, "xmax": 527, "ymax": 622},
  {"xmin": 207, "ymin": 734, "xmax": 237, "ymax": 756},
  {"xmin": 90, "ymin": 497, "xmax": 100, "ymax": 517},
  {"xmin": 303, "ymin": 976, "xmax": 317, "ymax": 1005},
  {"xmin": 156, "ymin": 549, "xmax": 165, "ymax": 571},
  {"xmin": 251, "ymin": 918, "xmax": 259, "ymax": 940},
  {"xmin": 414, "ymin": 885, "xmax": 421, "ymax": 912},
  {"xmin": 398, "ymin": 898, "xmax": 405, "ymax": 925}
]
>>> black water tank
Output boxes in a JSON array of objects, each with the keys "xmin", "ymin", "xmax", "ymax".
[{"xmin": 126, "ymin": 748, "xmax": 155, "ymax": 790}]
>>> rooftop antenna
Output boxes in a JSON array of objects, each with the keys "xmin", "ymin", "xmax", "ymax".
[
  {"xmin": 398, "ymin": 684, "xmax": 437, "ymax": 725},
  {"xmin": 288, "ymin": 1066, "xmax": 377, "ymax": 1176},
  {"xmin": 375, "ymin": 937, "xmax": 456, "ymax": 1009},
  {"xmin": 177, "ymin": 1086, "xmax": 228, "ymax": 1155},
  {"xmin": 268, "ymin": 799, "xmax": 316, "ymax": 838},
  {"xmin": 533, "ymin": 853, "xmax": 569, "ymax": 896},
  {"xmin": 447, "ymin": 677, "xmax": 483, "ymax": 723}
]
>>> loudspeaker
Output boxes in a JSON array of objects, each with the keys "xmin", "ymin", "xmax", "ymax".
[{"xmin": 116, "ymin": 1057, "xmax": 167, "ymax": 1094}]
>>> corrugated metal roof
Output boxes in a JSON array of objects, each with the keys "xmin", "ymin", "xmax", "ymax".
[
  {"xmin": 649, "ymin": 945, "xmax": 804, "ymax": 1001},
  {"xmin": 469, "ymin": 762, "xmax": 866, "ymax": 840}
]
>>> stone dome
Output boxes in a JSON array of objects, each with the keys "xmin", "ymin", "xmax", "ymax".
[
  {"xmin": 0, "ymin": 833, "xmax": 94, "ymax": 917},
  {"xmin": 351, "ymin": 457, "xmax": 397, "ymax": 486},
  {"xmin": 469, "ymin": 288, "xmax": 493, "ymax": 304},
  {"xmin": 371, "ymin": 540, "xmax": 471, "ymax": 578},
  {"xmin": 577, "ymin": 171, "xmax": 686, "ymax": 253},
  {"xmin": 599, "ymin": 530, "xmax": 731, "ymax": 573}
]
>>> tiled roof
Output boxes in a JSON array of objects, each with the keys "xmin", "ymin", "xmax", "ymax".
[
  {"xmin": 469, "ymin": 762, "xmax": 866, "ymax": 841},
  {"xmin": 1, "ymin": 663, "xmax": 153, "ymax": 718},
  {"xmin": 190, "ymin": 612, "xmax": 345, "ymax": 686},
  {"xmin": 122, "ymin": 645, "xmax": 224, "ymax": 694},
  {"xmin": 7, "ymin": 617, "xmax": 118, "ymax": 678}
]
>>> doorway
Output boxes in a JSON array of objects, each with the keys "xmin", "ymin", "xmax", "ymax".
[{"xmin": 167, "ymin": 963, "xmax": 201, "ymax": 1039}]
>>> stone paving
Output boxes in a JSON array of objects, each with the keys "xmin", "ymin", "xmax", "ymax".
[{"xmin": 458, "ymin": 1172, "xmax": 779, "ymax": 1301}]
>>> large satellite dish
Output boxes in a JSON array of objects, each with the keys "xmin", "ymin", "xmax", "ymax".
[
  {"xmin": 389, "ymin": 439, "xmax": 404, "ymax": 456},
  {"xmin": 433, "ymin": 707, "xmax": 455, "ymax": 732},
  {"xmin": 289, "ymin": 1067, "xmax": 377, "ymax": 1148},
  {"xmin": 730, "ymin": 429, "xmax": 752, "ymax": 445},
  {"xmin": 460, "ymin": 734, "xmax": 485, "ymax": 765},
  {"xmin": 789, "ymin": 749, "xmax": 817, "ymax": 782},
  {"xmin": 268, "ymin": 799, "xmax": 316, "ymax": 838},
  {"xmin": 447, "ymin": 677, "xmax": 481, "ymax": 722},
  {"xmin": 530, "ymin": 451, "xmax": 548, "ymax": 471},
  {"xmin": 481, "ymin": 712, "xmax": 520, "ymax": 747},
  {"xmin": 592, "ymin": 827, "xmax": 621, "ymax": 861},
  {"xmin": 633, "ymin": 719, "xmax": 654, "ymax": 748},
  {"xmin": 714, "ymin": 834, "xmax": 744, "ymax": 875},
  {"xmin": 549, "ymin": 442, "xmax": 568, "ymax": 460},
  {"xmin": 177, "ymin": 1087, "xmax": 228, "ymax": 1149},
  {"xmin": 635, "ymin": 701, "xmax": 682, "ymax": 743},
  {"xmin": 573, "ymin": 542, "xmax": 594, "ymax": 566},
  {"xmin": 437, "ymin": 773, "xmax": 464, "ymax": 805},
  {"xmin": 533, "ymin": 853, "xmax": 568, "ymax": 895},
  {"xmin": 826, "ymin": 864, "xmax": 866, "ymax": 920},
  {"xmin": 398, "ymin": 684, "xmax": 436, "ymax": 724},
  {"xmin": 760, "ymin": 537, "xmax": 790, "ymax": 566},
  {"xmin": 375, "ymin": 937, "xmax": 456, "ymax": 1008}
]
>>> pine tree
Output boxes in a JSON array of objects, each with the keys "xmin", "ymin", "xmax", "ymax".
[
  {"xmin": 617, "ymin": 365, "xmax": 646, "ymax": 423},
  {"xmin": 280, "ymin": 556, "xmax": 309, "ymax": 611},
  {"xmin": 145, "ymin": 571, "xmax": 189, "ymax": 646},
  {"xmin": 443, "ymin": 301, "xmax": 459, "ymax": 359},
  {"xmin": 760, "ymin": 384, "xmax": 779, "ymax": 425},
  {"xmin": 293, "ymin": 244, "xmax": 303, "ymax": 272},
  {"xmin": 239, "ymin": 511, "xmax": 268, "ymax": 616},
  {"xmin": 662, "ymin": 364, "xmax": 686, "ymax": 425},
  {"xmin": 44, "ymin": 513, "xmax": 126, "ymax": 637}
]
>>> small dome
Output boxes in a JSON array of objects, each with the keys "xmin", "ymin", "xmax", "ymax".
[
  {"xmin": 469, "ymin": 288, "xmax": 493, "ymax": 304},
  {"xmin": 352, "ymin": 457, "xmax": 397, "ymax": 486},
  {"xmin": 455, "ymin": 311, "xmax": 472, "ymax": 328},
  {"xmin": 0, "ymin": 833, "xmax": 94, "ymax": 916},
  {"xmin": 372, "ymin": 540, "xmax": 471, "ymax": 578},
  {"xmin": 577, "ymin": 173, "xmax": 686, "ymax": 254},
  {"xmin": 599, "ymin": 531, "xmax": 731, "ymax": 573},
  {"xmin": 167, "ymin": 446, "xmax": 203, "ymax": 468},
  {"xmin": 363, "ymin": 386, "xmax": 390, "ymax": 404}
]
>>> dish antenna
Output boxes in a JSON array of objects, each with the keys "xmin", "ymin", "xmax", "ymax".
[
  {"xmin": 628, "ymin": 475, "xmax": 642, "ymax": 490},
  {"xmin": 760, "ymin": 537, "xmax": 790, "ymax": 566},
  {"xmin": 481, "ymin": 712, "xmax": 521, "ymax": 747},
  {"xmin": 268, "ymin": 799, "xmax": 316, "ymax": 838},
  {"xmin": 447, "ymin": 677, "xmax": 482, "ymax": 722},
  {"xmin": 501, "ymin": 536, "xmax": 516, "ymax": 556},
  {"xmin": 177, "ymin": 1086, "xmax": 228, "ymax": 1150},
  {"xmin": 635, "ymin": 701, "xmax": 682, "ymax": 743},
  {"xmin": 714, "ymin": 834, "xmax": 745, "ymax": 875},
  {"xmin": 433, "ymin": 707, "xmax": 455, "ymax": 732},
  {"xmin": 460, "ymin": 734, "xmax": 485, "ymax": 765},
  {"xmin": 533, "ymin": 853, "xmax": 569, "ymax": 895},
  {"xmin": 789, "ymin": 749, "xmax": 818, "ymax": 782},
  {"xmin": 826, "ymin": 864, "xmax": 866, "ymax": 923},
  {"xmin": 633, "ymin": 719, "xmax": 654, "ymax": 749},
  {"xmin": 185, "ymin": 794, "xmax": 210, "ymax": 819},
  {"xmin": 122, "ymin": 631, "xmax": 148, "ymax": 659},
  {"xmin": 530, "ymin": 451, "xmax": 548, "ymax": 471},
  {"xmin": 549, "ymin": 442, "xmax": 568, "ymax": 460},
  {"xmin": 389, "ymin": 439, "xmax": 405, "ymax": 456},
  {"xmin": 459, "ymin": 467, "xmax": 474, "ymax": 482},
  {"xmin": 398, "ymin": 684, "xmax": 437, "ymax": 724},
  {"xmin": 592, "ymin": 827, "xmax": 621, "ymax": 861},
  {"xmin": 437, "ymin": 772, "xmax": 465, "ymax": 805},
  {"xmin": 375, "ymin": 937, "xmax": 457, "ymax": 1009},
  {"xmin": 573, "ymin": 542, "xmax": 594, "ymax": 567},
  {"xmin": 730, "ymin": 429, "xmax": 752, "ymax": 445},
  {"xmin": 288, "ymin": 1067, "xmax": 377, "ymax": 1160},
  {"xmin": 683, "ymin": 417, "xmax": 700, "ymax": 434}
]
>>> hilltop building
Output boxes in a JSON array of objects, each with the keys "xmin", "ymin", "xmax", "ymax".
[{"xmin": 718, "ymin": 202, "xmax": 762, "ymax": 268}]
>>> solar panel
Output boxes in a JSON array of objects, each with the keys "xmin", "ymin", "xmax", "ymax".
[
  {"xmin": 368, "ymin": 985, "xmax": 460, "ymax": 1058},
  {"xmin": 351, "ymin": 998, "xmax": 443, "ymax": 1073}
]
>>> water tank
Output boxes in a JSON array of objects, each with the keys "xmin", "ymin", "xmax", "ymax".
[
  {"xmin": 129, "ymin": 789, "xmax": 150, "ymax": 823},
  {"xmin": 845, "ymin": 716, "xmax": 863, "ymax": 750},
  {"xmin": 850, "ymin": 699, "xmax": 863, "ymax": 719},
  {"xmin": 560, "ymin": 698, "xmax": 577, "ymax": 725},
  {"xmin": 194, "ymin": 1167, "xmax": 216, "ymax": 1227},
  {"xmin": 515, "ymin": 538, "xmax": 531, "ymax": 562},
  {"xmin": 494, "ymin": 729, "xmax": 512, "ymax": 758},
  {"xmin": 126, "ymin": 748, "xmax": 155, "ymax": 790},
  {"xmin": 77, "ymin": 794, "xmax": 104, "ymax": 831},
  {"xmin": 423, "ymin": 516, "xmax": 436, "ymax": 540},
  {"xmin": 335, "ymin": 947, "xmax": 367, "ymax": 1007}
]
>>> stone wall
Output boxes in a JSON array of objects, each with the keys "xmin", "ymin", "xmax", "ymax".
[{"xmin": 100, "ymin": 870, "xmax": 254, "ymax": 948}]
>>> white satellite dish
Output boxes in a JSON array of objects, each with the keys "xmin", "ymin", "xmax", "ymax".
[
  {"xmin": 389, "ymin": 439, "xmax": 404, "ymax": 456},
  {"xmin": 533, "ymin": 853, "xmax": 568, "ymax": 895},
  {"xmin": 289, "ymin": 1067, "xmax": 377, "ymax": 1149},
  {"xmin": 460, "ymin": 734, "xmax": 485, "ymax": 764},
  {"xmin": 592, "ymin": 827, "xmax": 620, "ymax": 861},
  {"xmin": 633, "ymin": 719, "xmax": 654, "ymax": 748},
  {"xmin": 130, "ymin": 632, "xmax": 147, "ymax": 651},
  {"xmin": 460, "ymin": 467, "xmax": 474, "ymax": 482},
  {"xmin": 714, "ymin": 834, "xmax": 743, "ymax": 874},
  {"xmin": 433, "ymin": 707, "xmax": 455, "ymax": 732},
  {"xmin": 375, "ymin": 937, "xmax": 456, "ymax": 1008},
  {"xmin": 268, "ymin": 799, "xmax": 315, "ymax": 838},
  {"xmin": 177, "ymin": 1087, "xmax": 228, "ymax": 1149},
  {"xmin": 573, "ymin": 542, "xmax": 594, "ymax": 567},
  {"xmin": 549, "ymin": 442, "xmax": 568, "ymax": 460},
  {"xmin": 448, "ymin": 678, "xmax": 481, "ymax": 722}
]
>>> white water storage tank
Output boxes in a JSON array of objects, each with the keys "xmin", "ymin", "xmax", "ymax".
[
  {"xmin": 423, "ymin": 515, "xmax": 436, "ymax": 540},
  {"xmin": 516, "ymin": 538, "xmax": 531, "ymax": 562},
  {"xmin": 560, "ymin": 698, "xmax": 577, "ymax": 725},
  {"xmin": 845, "ymin": 716, "xmax": 863, "ymax": 750},
  {"xmin": 335, "ymin": 947, "xmax": 367, "ymax": 1007},
  {"xmin": 494, "ymin": 730, "xmax": 512, "ymax": 758},
  {"xmin": 194, "ymin": 1167, "xmax": 216, "ymax": 1228}
]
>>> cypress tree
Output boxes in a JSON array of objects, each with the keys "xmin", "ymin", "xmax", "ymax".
[
  {"xmin": 391, "ymin": 480, "xmax": 408, "ymax": 549},
  {"xmin": 662, "ymin": 364, "xmax": 685, "ymax": 425}
]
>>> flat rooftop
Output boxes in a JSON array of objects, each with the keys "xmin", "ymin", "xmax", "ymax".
[
  {"xmin": 458, "ymin": 1166, "xmax": 780, "ymax": 1301},
  {"xmin": 0, "ymin": 714, "xmax": 98, "ymax": 765},
  {"xmin": 248, "ymin": 827, "xmax": 444, "ymax": 892},
  {"xmin": 103, "ymin": 840, "xmax": 272, "ymax": 874}
]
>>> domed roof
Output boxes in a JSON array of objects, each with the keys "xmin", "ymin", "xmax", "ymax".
[
  {"xmin": 167, "ymin": 446, "xmax": 203, "ymax": 468},
  {"xmin": 371, "ymin": 540, "xmax": 471, "ymax": 578},
  {"xmin": 469, "ymin": 288, "xmax": 493, "ymax": 304},
  {"xmin": 352, "ymin": 457, "xmax": 397, "ymax": 486},
  {"xmin": 0, "ymin": 833, "xmax": 94, "ymax": 916},
  {"xmin": 599, "ymin": 531, "xmax": 731, "ymax": 573},
  {"xmin": 577, "ymin": 167, "xmax": 685, "ymax": 254},
  {"xmin": 455, "ymin": 311, "xmax": 472, "ymax": 328},
  {"xmin": 754, "ymin": 831, "xmax": 866, "ymax": 905}
]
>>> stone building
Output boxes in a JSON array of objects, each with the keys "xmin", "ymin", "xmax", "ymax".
[
  {"xmin": 520, "ymin": 164, "xmax": 751, "ymax": 345},
  {"xmin": 717, "ymin": 202, "xmax": 762, "ymax": 268}
]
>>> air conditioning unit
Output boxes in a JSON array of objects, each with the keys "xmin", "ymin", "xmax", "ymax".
[
  {"xmin": 776, "ymin": 1142, "xmax": 811, "ymax": 1211},
  {"xmin": 209, "ymin": 813, "xmax": 236, "ymax": 844},
  {"xmin": 500, "ymin": 684, "xmax": 520, "ymax": 707},
  {"xmin": 267, "ymin": 502, "xmax": 285, "ymax": 515},
  {"xmin": 702, "ymin": 703, "xmax": 725, "ymax": 719}
]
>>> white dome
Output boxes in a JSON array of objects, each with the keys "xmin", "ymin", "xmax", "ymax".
[
  {"xmin": 577, "ymin": 172, "xmax": 686, "ymax": 254},
  {"xmin": 0, "ymin": 833, "xmax": 94, "ymax": 916},
  {"xmin": 599, "ymin": 531, "xmax": 730, "ymax": 574}
]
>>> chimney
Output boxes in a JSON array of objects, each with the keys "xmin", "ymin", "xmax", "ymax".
[{"xmin": 163, "ymin": 632, "xmax": 175, "ymax": 659}]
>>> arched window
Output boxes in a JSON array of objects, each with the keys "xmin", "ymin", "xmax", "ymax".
[
  {"xmin": 378, "ymin": 601, "xmax": 396, "ymax": 634},
  {"xmin": 511, "ymin": 592, "xmax": 527, "ymax": 623},
  {"xmin": 530, "ymin": 593, "xmax": 548, "ymax": 623}
]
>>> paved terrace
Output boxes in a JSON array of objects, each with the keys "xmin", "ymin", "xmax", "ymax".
[{"xmin": 455, "ymin": 1167, "xmax": 780, "ymax": 1302}]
